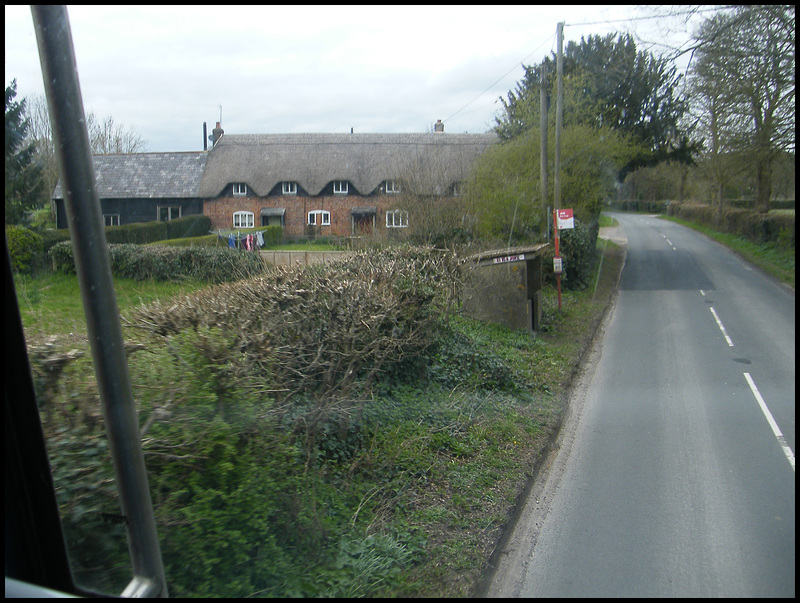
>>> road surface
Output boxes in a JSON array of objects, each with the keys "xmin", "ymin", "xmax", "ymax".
[{"xmin": 487, "ymin": 213, "xmax": 795, "ymax": 597}]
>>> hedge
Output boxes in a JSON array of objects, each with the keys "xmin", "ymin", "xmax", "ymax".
[
  {"xmin": 49, "ymin": 241, "xmax": 266, "ymax": 283},
  {"xmin": 667, "ymin": 203, "xmax": 795, "ymax": 247}
]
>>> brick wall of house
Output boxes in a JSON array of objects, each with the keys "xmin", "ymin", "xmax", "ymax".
[{"xmin": 205, "ymin": 194, "xmax": 406, "ymax": 237}]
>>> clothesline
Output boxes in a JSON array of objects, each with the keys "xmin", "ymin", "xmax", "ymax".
[{"xmin": 214, "ymin": 229, "xmax": 265, "ymax": 251}]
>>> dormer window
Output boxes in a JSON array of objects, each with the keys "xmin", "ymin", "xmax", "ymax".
[
  {"xmin": 333, "ymin": 181, "xmax": 349, "ymax": 195},
  {"xmin": 232, "ymin": 183, "xmax": 247, "ymax": 196},
  {"xmin": 384, "ymin": 180, "xmax": 401, "ymax": 194},
  {"xmin": 282, "ymin": 181, "xmax": 297, "ymax": 195}
]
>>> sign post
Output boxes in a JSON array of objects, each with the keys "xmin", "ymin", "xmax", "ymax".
[{"xmin": 553, "ymin": 209, "xmax": 573, "ymax": 311}]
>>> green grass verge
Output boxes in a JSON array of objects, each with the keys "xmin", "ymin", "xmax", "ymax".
[{"xmin": 660, "ymin": 215, "xmax": 795, "ymax": 288}]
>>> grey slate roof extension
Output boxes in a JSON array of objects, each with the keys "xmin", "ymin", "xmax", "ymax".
[
  {"xmin": 197, "ymin": 132, "xmax": 498, "ymax": 198},
  {"xmin": 52, "ymin": 152, "xmax": 208, "ymax": 200}
]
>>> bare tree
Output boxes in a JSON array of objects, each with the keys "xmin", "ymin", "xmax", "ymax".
[
  {"xmin": 85, "ymin": 112, "xmax": 146, "ymax": 155},
  {"xmin": 689, "ymin": 5, "xmax": 795, "ymax": 211},
  {"xmin": 26, "ymin": 94, "xmax": 147, "ymax": 211}
]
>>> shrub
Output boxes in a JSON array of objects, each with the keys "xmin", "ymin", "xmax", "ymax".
[
  {"xmin": 543, "ymin": 218, "xmax": 598, "ymax": 289},
  {"xmin": 5, "ymin": 225, "xmax": 44, "ymax": 273}
]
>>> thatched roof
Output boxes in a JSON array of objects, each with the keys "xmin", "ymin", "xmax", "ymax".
[
  {"xmin": 52, "ymin": 152, "xmax": 208, "ymax": 200},
  {"xmin": 198, "ymin": 132, "xmax": 497, "ymax": 197}
]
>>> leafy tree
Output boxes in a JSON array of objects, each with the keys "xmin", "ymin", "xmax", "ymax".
[
  {"xmin": 689, "ymin": 5, "xmax": 795, "ymax": 212},
  {"xmin": 495, "ymin": 33, "xmax": 698, "ymax": 178},
  {"xmin": 471, "ymin": 72, "xmax": 640, "ymax": 245},
  {"xmin": 5, "ymin": 79, "xmax": 43, "ymax": 224}
]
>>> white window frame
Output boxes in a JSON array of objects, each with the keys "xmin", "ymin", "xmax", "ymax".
[
  {"xmin": 333, "ymin": 181, "xmax": 349, "ymax": 195},
  {"xmin": 453, "ymin": 182, "xmax": 466, "ymax": 197},
  {"xmin": 386, "ymin": 209, "xmax": 408, "ymax": 228},
  {"xmin": 385, "ymin": 180, "xmax": 401, "ymax": 194},
  {"xmin": 232, "ymin": 183, "xmax": 247, "ymax": 196},
  {"xmin": 282, "ymin": 181, "xmax": 298, "ymax": 195},
  {"xmin": 104, "ymin": 214, "xmax": 121, "ymax": 227},
  {"xmin": 308, "ymin": 210, "xmax": 331, "ymax": 226},
  {"xmin": 233, "ymin": 211, "xmax": 254, "ymax": 228}
]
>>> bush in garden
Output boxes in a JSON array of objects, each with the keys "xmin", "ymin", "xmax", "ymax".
[{"xmin": 6, "ymin": 225, "xmax": 44, "ymax": 273}]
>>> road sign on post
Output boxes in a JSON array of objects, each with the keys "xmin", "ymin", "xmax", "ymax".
[
  {"xmin": 556, "ymin": 209, "xmax": 574, "ymax": 230},
  {"xmin": 553, "ymin": 208, "xmax": 573, "ymax": 311}
]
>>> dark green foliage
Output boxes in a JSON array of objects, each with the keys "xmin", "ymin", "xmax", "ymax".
[
  {"xmin": 544, "ymin": 218, "xmax": 599, "ymax": 290},
  {"xmin": 6, "ymin": 79, "xmax": 44, "ymax": 223},
  {"xmin": 5, "ymin": 225, "xmax": 43, "ymax": 273},
  {"xmin": 427, "ymin": 330, "xmax": 517, "ymax": 392},
  {"xmin": 494, "ymin": 33, "xmax": 697, "ymax": 176},
  {"xmin": 48, "ymin": 241, "xmax": 265, "ymax": 282}
]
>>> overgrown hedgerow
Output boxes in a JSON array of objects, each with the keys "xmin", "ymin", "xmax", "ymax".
[{"xmin": 29, "ymin": 244, "xmax": 554, "ymax": 597}]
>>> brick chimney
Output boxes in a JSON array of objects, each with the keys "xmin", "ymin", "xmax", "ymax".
[
  {"xmin": 434, "ymin": 119, "xmax": 444, "ymax": 133},
  {"xmin": 211, "ymin": 122, "xmax": 224, "ymax": 146}
]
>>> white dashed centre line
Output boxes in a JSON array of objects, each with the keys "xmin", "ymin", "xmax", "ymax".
[
  {"xmin": 709, "ymin": 307, "xmax": 734, "ymax": 347},
  {"xmin": 744, "ymin": 372, "xmax": 795, "ymax": 471}
]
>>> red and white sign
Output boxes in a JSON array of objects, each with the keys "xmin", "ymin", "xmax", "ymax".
[{"xmin": 556, "ymin": 209, "xmax": 574, "ymax": 230}]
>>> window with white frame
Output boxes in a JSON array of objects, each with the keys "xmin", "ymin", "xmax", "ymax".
[
  {"xmin": 386, "ymin": 209, "xmax": 408, "ymax": 228},
  {"xmin": 308, "ymin": 210, "xmax": 331, "ymax": 226},
  {"xmin": 333, "ymin": 181, "xmax": 349, "ymax": 195},
  {"xmin": 384, "ymin": 180, "xmax": 401, "ymax": 194},
  {"xmin": 104, "ymin": 214, "xmax": 121, "ymax": 227},
  {"xmin": 452, "ymin": 181, "xmax": 466, "ymax": 196},
  {"xmin": 232, "ymin": 183, "xmax": 247, "ymax": 196},
  {"xmin": 233, "ymin": 211, "xmax": 254, "ymax": 228},
  {"xmin": 282, "ymin": 181, "xmax": 297, "ymax": 195}
]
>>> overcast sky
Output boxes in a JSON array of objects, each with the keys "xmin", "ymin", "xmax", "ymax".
[{"xmin": 5, "ymin": 5, "xmax": 701, "ymax": 152}]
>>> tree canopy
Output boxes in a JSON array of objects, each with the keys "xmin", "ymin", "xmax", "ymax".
[
  {"xmin": 495, "ymin": 33, "xmax": 697, "ymax": 178},
  {"xmin": 5, "ymin": 79, "xmax": 43, "ymax": 224}
]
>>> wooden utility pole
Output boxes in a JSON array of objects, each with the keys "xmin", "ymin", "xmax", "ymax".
[
  {"xmin": 554, "ymin": 22, "xmax": 564, "ymax": 310},
  {"xmin": 540, "ymin": 61, "xmax": 548, "ymax": 240},
  {"xmin": 554, "ymin": 21, "xmax": 563, "ymax": 213}
]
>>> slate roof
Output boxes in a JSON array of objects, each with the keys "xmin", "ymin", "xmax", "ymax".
[
  {"xmin": 52, "ymin": 152, "xmax": 208, "ymax": 200},
  {"xmin": 198, "ymin": 132, "xmax": 498, "ymax": 198}
]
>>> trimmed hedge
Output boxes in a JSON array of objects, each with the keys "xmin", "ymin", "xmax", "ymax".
[
  {"xmin": 49, "ymin": 241, "xmax": 266, "ymax": 283},
  {"xmin": 104, "ymin": 215, "xmax": 211, "ymax": 245},
  {"xmin": 667, "ymin": 203, "xmax": 795, "ymax": 247}
]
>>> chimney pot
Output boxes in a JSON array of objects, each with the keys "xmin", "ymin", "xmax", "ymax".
[
  {"xmin": 211, "ymin": 122, "xmax": 224, "ymax": 146},
  {"xmin": 434, "ymin": 119, "xmax": 444, "ymax": 132}
]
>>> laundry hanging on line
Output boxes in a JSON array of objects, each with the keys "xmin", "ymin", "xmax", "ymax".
[{"xmin": 216, "ymin": 229, "xmax": 265, "ymax": 251}]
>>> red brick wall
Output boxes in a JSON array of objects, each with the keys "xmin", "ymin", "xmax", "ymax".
[{"xmin": 205, "ymin": 194, "xmax": 406, "ymax": 237}]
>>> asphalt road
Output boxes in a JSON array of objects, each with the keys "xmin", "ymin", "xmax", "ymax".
[{"xmin": 487, "ymin": 213, "xmax": 795, "ymax": 597}]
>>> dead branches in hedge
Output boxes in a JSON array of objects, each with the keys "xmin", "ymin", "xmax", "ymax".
[{"xmin": 128, "ymin": 246, "xmax": 462, "ymax": 409}]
